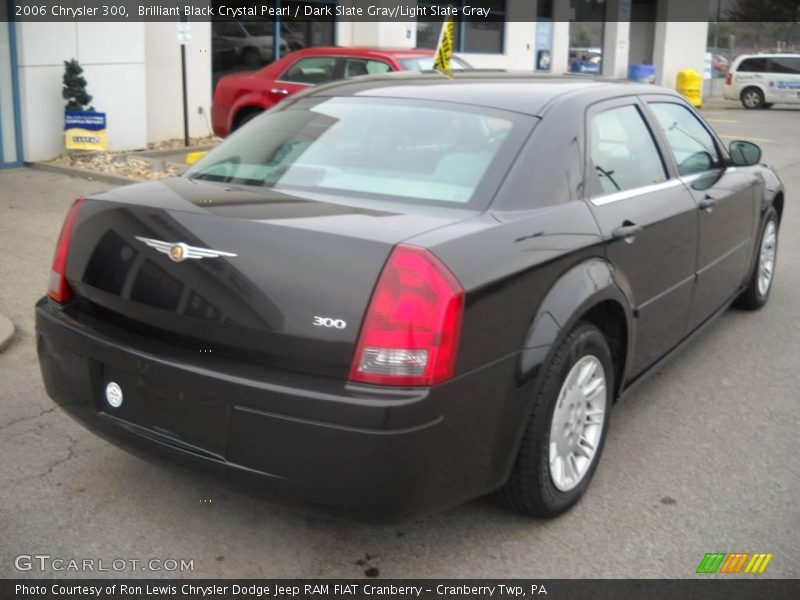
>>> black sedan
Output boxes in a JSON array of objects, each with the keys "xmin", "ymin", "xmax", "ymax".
[{"xmin": 36, "ymin": 73, "xmax": 784, "ymax": 523}]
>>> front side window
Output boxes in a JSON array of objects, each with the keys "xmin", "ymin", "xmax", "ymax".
[
  {"xmin": 769, "ymin": 56, "xmax": 800, "ymax": 74},
  {"xmin": 589, "ymin": 105, "xmax": 667, "ymax": 196},
  {"xmin": 343, "ymin": 58, "xmax": 391, "ymax": 78},
  {"xmin": 281, "ymin": 57, "xmax": 337, "ymax": 85},
  {"xmin": 186, "ymin": 97, "xmax": 531, "ymax": 208},
  {"xmin": 648, "ymin": 102, "xmax": 719, "ymax": 177}
]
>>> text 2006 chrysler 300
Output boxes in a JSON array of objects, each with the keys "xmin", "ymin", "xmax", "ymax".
[{"xmin": 36, "ymin": 74, "xmax": 784, "ymax": 523}]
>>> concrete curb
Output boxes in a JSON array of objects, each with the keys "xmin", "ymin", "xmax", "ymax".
[
  {"xmin": 0, "ymin": 314, "xmax": 15, "ymax": 353},
  {"xmin": 29, "ymin": 161, "xmax": 141, "ymax": 186}
]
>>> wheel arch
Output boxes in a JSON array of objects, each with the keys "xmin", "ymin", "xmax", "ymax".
[
  {"xmin": 773, "ymin": 191, "xmax": 784, "ymax": 222},
  {"xmin": 740, "ymin": 84, "xmax": 767, "ymax": 106},
  {"xmin": 519, "ymin": 257, "xmax": 634, "ymax": 401},
  {"xmin": 492, "ymin": 258, "xmax": 634, "ymax": 490},
  {"xmin": 231, "ymin": 103, "xmax": 265, "ymax": 131}
]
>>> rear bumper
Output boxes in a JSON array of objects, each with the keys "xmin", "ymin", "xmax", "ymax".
[{"xmin": 35, "ymin": 298, "xmax": 520, "ymax": 524}]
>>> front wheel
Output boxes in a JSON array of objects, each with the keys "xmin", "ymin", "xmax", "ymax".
[
  {"xmin": 736, "ymin": 207, "xmax": 779, "ymax": 310},
  {"xmin": 497, "ymin": 322, "xmax": 613, "ymax": 518}
]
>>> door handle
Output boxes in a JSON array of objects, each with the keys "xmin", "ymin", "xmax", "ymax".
[
  {"xmin": 611, "ymin": 222, "xmax": 643, "ymax": 242},
  {"xmin": 698, "ymin": 194, "xmax": 717, "ymax": 212},
  {"xmin": 270, "ymin": 88, "xmax": 289, "ymax": 95}
]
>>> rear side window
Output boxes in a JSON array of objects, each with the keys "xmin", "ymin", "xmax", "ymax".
[
  {"xmin": 769, "ymin": 57, "xmax": 800, "ymax": 74},
  {"xmin": 281, "ymin": 57, "xmax": 337, "ymax": 85},
  {"xmin": 737, "ymin": 58, "xmax": 768, "ymax": 73},
  {"xmin": 648, "ymin": 102, "xmax": 719, "ymax": 176},
  {"xmin": 589, "ymin": 105, "xmax": 667, "ymax": 196}
]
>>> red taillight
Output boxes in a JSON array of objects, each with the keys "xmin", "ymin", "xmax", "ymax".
[
  {"xmin": 349, "ymin": 245, "xmax": 464, "ymax": 387},
  {"xmin": 726, "ymin": 73, "xmax": 733, "ymax": 85},
  {"xmin": 48, "ymin": 198, "xmax": 83, "ymax": 303}
]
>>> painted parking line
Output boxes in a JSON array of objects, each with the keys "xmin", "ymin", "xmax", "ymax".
[
  {"xmin": 706, "ymin": 118, "xmax": 739, "ymax": 124},
  {"xmin": 718, "ymin": 134, "xmax": 772, "ymax": 143}
]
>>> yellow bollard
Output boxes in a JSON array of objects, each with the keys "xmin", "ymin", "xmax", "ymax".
[
  {"xmin": 676, "ymin": 68, "xmax": 703, "ymax": 108},
  {"xmin": 185, "ymin": 151, "xmax": 207, "ymax": 165}
]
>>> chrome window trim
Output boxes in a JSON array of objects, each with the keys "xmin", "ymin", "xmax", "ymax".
[
  {"xmin": 275, "ymin": 79, "xmax": 312, "ymax": 87},
  {"xmin": 589, "ymin": 179, "xmax": 684, "ymax": 206}
]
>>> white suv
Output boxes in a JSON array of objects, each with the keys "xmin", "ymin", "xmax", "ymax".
[{"xmin": 724, "ymin": 53, "xmax": 800, "ymax": 109}]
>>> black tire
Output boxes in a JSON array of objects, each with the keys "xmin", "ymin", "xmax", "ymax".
[
  {"xmin": 741, "ymin": 87, "xmax": 765, "ymax": 109},
  {"xmin": 763, "ymin": 103, "xmax": 774, "ymax": 109},
  {"xmin": 735, "ymin": 207, "xmax": 779, "ymax": 310},
  {"xmin": 232, "ymin": 109, "xmax": 262, "ymax": 132},
  {"xmin": 497, "ymin": 321, "xmax": 614, "ymax": 518}
]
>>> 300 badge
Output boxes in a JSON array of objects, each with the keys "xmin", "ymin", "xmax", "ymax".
[{"xmin": 312, "ymin": 316, "xmax": 347, "ymax": 329}]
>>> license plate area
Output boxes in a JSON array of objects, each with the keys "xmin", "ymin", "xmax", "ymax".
[{"xmin": 99, "ymin": 362, "xmax": 227, "ymax": 457}]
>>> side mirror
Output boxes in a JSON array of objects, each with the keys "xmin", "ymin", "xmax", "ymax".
[{"xmin": 729, "ymin": 140, "xmax": 762, "ymax": 166}]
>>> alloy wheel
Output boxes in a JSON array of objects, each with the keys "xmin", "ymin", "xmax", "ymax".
[
  {"xmin": 743, "ymin": 90, "xmax": 761, "ymax": 108},
  {"xmin": 548, "ymin": 355, "xmax": 607, "ymax": 492},
  {"xmin": 758, "ymin": 220, "xmax": 777, "ymax": 297}
]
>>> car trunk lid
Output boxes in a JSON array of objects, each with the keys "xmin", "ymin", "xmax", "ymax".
[{"xmin": 66, "ymin": 177, "xmax": 468, "ymax": 379}]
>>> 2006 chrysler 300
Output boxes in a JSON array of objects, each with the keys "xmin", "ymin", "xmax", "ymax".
[{"xmin": 36, "ymin": 74, "xmax": 784, "ymax": 523}]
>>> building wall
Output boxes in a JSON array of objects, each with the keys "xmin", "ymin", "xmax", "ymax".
[
  {"xmin": 14, "ymin": 7, "xmax": 712, "ymax": 162},
  {"xmin": 15, "ymin": 22, "xmax": 147, "ymax": 161},
  {"xmin": 144, "ymin": 22, "xmax": 213, "ymax": 144},
  {"xmin": 653, "ymin": 21, "xmax": 709, "ymax": 89}
]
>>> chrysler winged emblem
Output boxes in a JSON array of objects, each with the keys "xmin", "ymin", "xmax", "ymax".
[{"xmin": 135, "ymin": 236, "xmax": 237, "ymax": 263}]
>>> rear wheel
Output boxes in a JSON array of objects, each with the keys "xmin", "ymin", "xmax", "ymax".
[
  {"xmin": 497, "ymin": 322, "xmax": 613, "ymax": 518},
  {"xmin": 741, "ymin": 87, "xmax": 765, "ymax": 109},
  {"xmin": 736, "ymin": 207, "xmax": 779, "ymax": 310}
]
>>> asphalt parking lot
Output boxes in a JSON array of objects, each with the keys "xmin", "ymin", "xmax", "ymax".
[{"xmin": 0, "ymin": 99, "xmax": 798, "ymax": 579}]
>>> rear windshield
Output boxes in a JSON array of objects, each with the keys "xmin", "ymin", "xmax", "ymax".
[{"xmin": 186, "ymin": 97, "xmax": 533, "ymax": 209}]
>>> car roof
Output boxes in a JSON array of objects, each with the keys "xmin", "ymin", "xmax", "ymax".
[
  {"xmin": 284, "ymin": 46, "xmax": 436, "ymax": 59},
  {"xmin": 300, "ymin": 72, "xmax": 681, "ymax": 116},
  {"xmin": 734, "ymin": 53, "xmax": 800, "ymax": 60}
]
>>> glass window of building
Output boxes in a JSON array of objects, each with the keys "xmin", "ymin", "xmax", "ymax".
[
  {"xmin": 416, "ymin": 1, "xmax": 506, "ymax": 54},
  {"xmin": 568, "ymin": 0, "xmax": 606, "ymax": 76},
  {"xmin": 211, "ymin": 1, "xmax": 336, "ymax": 89}
]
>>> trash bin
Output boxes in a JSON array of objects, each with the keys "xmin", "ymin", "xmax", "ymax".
[
  {"xmin": 677, "ymin": 68, "xmax": 703, "ymax": 108},
  {"xmin": 628, "ymin": 64, "xmax": 656, "ymax": 83}
]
